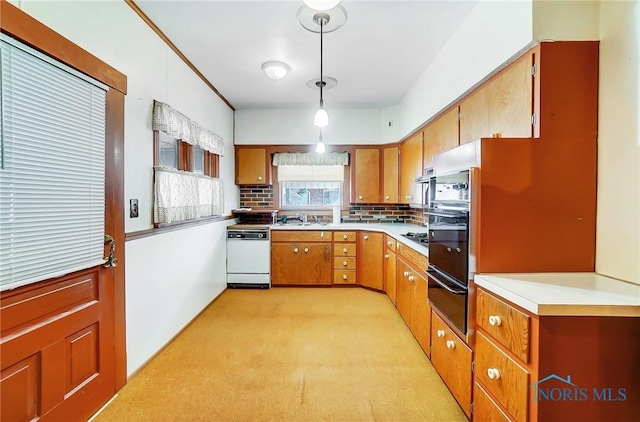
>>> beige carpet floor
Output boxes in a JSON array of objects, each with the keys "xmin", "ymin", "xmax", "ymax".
[{"xmin": 94, "ymin": 287, "xmax": 467, "ymax": 422}]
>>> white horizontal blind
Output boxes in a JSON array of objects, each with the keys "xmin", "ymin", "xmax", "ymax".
[
  {"xmin": 0, "ymin": 38, "xmax": 107, "ymax": 291},
  {"xmin": 277, "ymin": 165, "xmax": 345, "ymax": 182}
]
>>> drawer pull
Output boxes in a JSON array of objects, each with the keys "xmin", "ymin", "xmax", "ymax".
[
  {"xmin": 343, "ymin": 260, "xmax": 348, "ymax": 266},
  {"xmin": 343, "ymin": 234, "xmax": 348, "ymax": 240},
  {"xmin": 304, "ymin": 248, "xmax": 309, "ymax": 253},
  {"xmin": 403, "ymin": 271, "xmax": 410, "ymax": 277},
  {"xmin": 487, "ymin": 368, "xmax": 501, "ymax": 380},
  {"xmin": 321, "ymin": 232, "xmax": 324, "ymax": 238},
  {"xmin": 342, "ymin": 274, "xmax": 348, "ymax": 280},
  {"xmin": 436, "ymin": 329, "xmax": 446, "ymax": 338},
  {"xmin": 489, "ymin": 315, "xmax": 502, "ymax": 327},
  {"xmin": 342, "ymin": 247, "xmax": 348, "ymax": 253},
  {"xmin": 446, "ymin": 340, "xmax": 456, "ymax": 349},
  {"xmin": 408, "ymin": 275, "xmax": 415, "ymax": 282},
  {"xmin": 293, "ymin": 248, "xmax": 299, "ymax": 253}
]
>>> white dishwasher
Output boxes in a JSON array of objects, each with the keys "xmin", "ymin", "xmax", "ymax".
[{"xmin": 226, "ymin": 227, "xmax": 271, "ymax": 289}]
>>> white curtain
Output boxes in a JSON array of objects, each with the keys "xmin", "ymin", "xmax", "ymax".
[
  {"xmin": 272, "ymin": 152, "xmax": 349, "ymax": 166},
  {"xmin": 152, "ymin": 101, "xmax": 224, "ymax": 156},
  {"xmin": 154, "ymin": 167, "xmax": 224, "ymax": 224}
]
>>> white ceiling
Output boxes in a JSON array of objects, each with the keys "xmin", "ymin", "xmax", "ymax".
[{"xmin": 135, "ymin": 0, "xmax": 478, "ymax": 110}]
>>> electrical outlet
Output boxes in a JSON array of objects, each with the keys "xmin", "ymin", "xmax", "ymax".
[{"xmin": 129, "ymin": 199, "xmax": 139, "ymax": 218}]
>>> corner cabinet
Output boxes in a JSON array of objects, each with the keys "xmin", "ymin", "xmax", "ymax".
[
  {"xmin": 236, "ymin": 147, "xmax": 270, "ymax": 185},
  {"xmin": 357, "ymin": 231, "xmax": 384, "ymax": 290},
  {"xmin": 271, "ymin": 231, "xmax": 331, "ymax": 285},
  {"xmin": 382, "ymin": 146, "xmax": 399, "ymax": 203},
  {"xmin": 352, "ymin": 148, "xmax": 380, "ymax": 203}
]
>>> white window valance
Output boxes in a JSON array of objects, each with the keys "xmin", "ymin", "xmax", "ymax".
[
  {"xmin": 152, "ymin": 100, "xmax": 224, "ymax": 156},
  {"xmin": 272, "ymin": 152, "xmax": 349, "ymax": 166},
  {"xmin": 154, "ymin": 167, "xmax": 224, "ymax": 224}
]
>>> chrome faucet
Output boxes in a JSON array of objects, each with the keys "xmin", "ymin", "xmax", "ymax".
[{"xmin": 301, "ymin": 214, "xmax": 307, "ymax": 223}]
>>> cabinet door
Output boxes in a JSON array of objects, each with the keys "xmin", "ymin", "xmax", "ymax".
[
  {"xmin": 410, "ymin": 270, "xmax": 430, "ymax": 356},
  {"xmin": 423, "ymin": 107, "xmax": 459, "ymax": 167},
  {"xmin": 474, "ymin": 382, "xmax": 513, "ymax": 422},
  {"xmin": 358, "ymin": 232, "xmax": 384, "ymax": 290},
  {"xmin": 271, "ymin": 243, "xmax": 331, "ymax": 285},
  {"xmin": 396, "ymin": 263, "xmax": 412, "ymax": 325},
  {"xmin": 382, "ymin": 146, "xmax": 399, "ymax": 203},
  {"xmin": 488, "ymin": 54, "xmax": 533, "ymax": 139},
  {"xmin": 384, "ymin": 249, "xmax": 397, "ymax": 305},
  {"xmin": 399, "ymin": 133, "xmax": 423, "ymax": 204},
  {"xmin": 236, "ymin": 148, "xmax": 268, "ymax": 184},
  {"xmin": 431, "ymin": 311, "xmax": 472, "ymax": 418},
  {"xmin": 459, "ymin": 85, "xmax": 489, "ymax": 145},
  {"xmin": 352, "ymin": 148, "xmax": 380, "ymax": 203}
]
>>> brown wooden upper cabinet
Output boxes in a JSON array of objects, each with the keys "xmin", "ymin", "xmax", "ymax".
[
  {"xmin": 460, "ymin": 53, "xmax": 534, "ymax": 144},
  {"xmin": 423, "ymin": 107, "xmax": 460, "ymax": 168},
  {"xmin": 382, "ymin": 146, "xmax": 399, "ymax": 203},
  {"xmin": 352, "ymin": 148, "xmax": 380, "ymax": 203},
  {"xmin": 236, "ymin": 147, "xmax": 270, "ymax": 185},
  {"xmin": 399, "ymin": 132, "xmax": 423, "ymax": 204}
]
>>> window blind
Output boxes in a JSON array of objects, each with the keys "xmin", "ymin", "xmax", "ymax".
[{"xmin": 0, "ymin": 36, "xmax": 107, "ymax": 291}]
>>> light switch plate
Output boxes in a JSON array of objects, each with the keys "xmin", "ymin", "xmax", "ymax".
[{"xmin": 130, "ymin": 199, "xmax": 139, "ymax": 218}]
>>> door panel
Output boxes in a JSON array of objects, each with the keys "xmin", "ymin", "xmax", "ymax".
[{"xmin": 1, "ymin": 355, "xmax": 39, "ymax": 422}]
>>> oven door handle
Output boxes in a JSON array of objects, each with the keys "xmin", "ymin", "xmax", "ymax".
[
  {"xmin": 425, "ymin": 211, "xmax": 462, "ymax": 218},
  {"xmin": 425, "ymin": 269, "xmax": 467, "ymax": 295}
]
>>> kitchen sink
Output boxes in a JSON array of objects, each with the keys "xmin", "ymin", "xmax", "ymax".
[{"xmin": 273, "ymin": 222, "xmax": 328, "ymax": 226}]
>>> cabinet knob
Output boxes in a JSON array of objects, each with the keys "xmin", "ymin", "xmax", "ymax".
[
  {"xmin": 403, "ymin": 271, "xmax": 409, "ymax": 277},
  {"xmin": 446, "ymin": 340, "xmax": 456, "ymax": 349},
  {"xmin": 320, "ymin": 232, "xmax": 324, "ymax": 238},
  {"xmin": 342, "ymin": 260, "xmax": 348, "ymax": 266},
  {"xmin": 293, "ymin": 248, "xmax": 299, "ymax": 253},
  {"xmin": 363, "ymin": 235, "xmax": 369, "ymax": 240},
  {"xmin": 342, "ymin": 248, "xmax": 348, "ymax": 253},
  {"xmin": 342, "ymin": 274, "xmax": 348, "ymax": 280},
  {"xmin": 384, "ymin": 254, "xmax": 389, "ymax": 259},
  {"xmin": 387, "ymin": 241, "xmax": 393, "ymax": 246},
  {"xmin": 487, "ymin": 368, "xmax": 501, "ymax": 380},
  {"xmin": 447, "ymin": 247, "xmax": 452, "ymax": 252},
  {"xmin": 343, "ymin": 234, "xmax": 348, "ymax": 240},
  {"xmin": 436, "ymin": 330, "xmax": 446, "ymax": 338},
  {"xmin": 257, "ymin": 176, "xmax": 263, "ymax": 181},
  {"xmin": 456, "ymin": 248, "xmax": 461, "ymax": 253},
  {"xmin": 358, "ymin": 195, "xmax": 363, "ymax": 200},
  {"xmin": 385, "ymin": 195, "xmax": 390, "ymax": 200},
  {"xmin": 304, "ymin": 248, "xmax": 309, "ymax": 253},
  {"xmin": 488, "ymin": 315, "xmax": 502, "ymax": 327},
  {"xmin": 408, "ymin": 275, "xmax": 415, "ymax": 282}
]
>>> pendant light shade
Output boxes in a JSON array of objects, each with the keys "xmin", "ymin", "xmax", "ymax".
[
  {"xmin": 313, "ymin": 105, "xmax": 329, "ymax": 128},
  {"xmin": 304, "ymin": 0, "xmax": 341, "ymax": 11},
  {"xmin": 316, "ymin": 131, "xmax": 326, "ymax": 153}
]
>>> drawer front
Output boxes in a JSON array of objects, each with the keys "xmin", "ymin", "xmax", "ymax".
[
  {"xmin": 334, "ymin": 243, "xmax": 356, "ymax": 257},
  {"xmin": 397, "ymin": 242, "xmax": 429, "ymax": 271},
  {"xmin": 473, "ymin": 382, "xmax": 512, "ymax": 422},
  {"xmin": 334, "ymin": 231, "xmax": 356, "ymax": 242},
  {"xmin": 334, "ymin": 257, "xmax": 356, "ymax": 270},
  {"xmin": 475, "ymin": 332, "xmax": 528, "ymax": 422},
  {"xmin": 385, "ymin": 236, "xmax": 397, "ymax": 252},
  {"xmin": 334, "ymin": 270, "xmax": 356, "ymax": 284},
  {"xmin": 271, "ymin": 230, "xmax": 331, "ymax": 242},
  {"xmin": 476, "ymin": 289, "xmax": 530, "ymax": 363}
]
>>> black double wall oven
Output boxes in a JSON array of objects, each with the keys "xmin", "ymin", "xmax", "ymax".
[{"xmin": 425, "ymin": 170, "xmax": 471, "ymax": 335}]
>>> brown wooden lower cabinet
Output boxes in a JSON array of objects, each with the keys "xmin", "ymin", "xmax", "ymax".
[
  {"xmin": 384, "ymin": 245, "xmax": 397, "ymax": 305},
  {"xmin": 271, "ymin": 243, "xmax": 331, "ymax": 285},
  {"xmin": 431, "ymin": 311, "xmax": 473, "ymax": 418},
  {"xmin": 358, "ymin": 232, "xmax": 384, "ymax": 290},
  {"xmin": 474, "ymin": 382, "xmax": 512, "ymax": 422}
]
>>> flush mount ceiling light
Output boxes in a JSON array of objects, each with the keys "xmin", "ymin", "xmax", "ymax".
[
  {"xmin": 261, "ymin": 61, "xmax": 290, "ymax": 80},
  {"xmin": 303, "ymin": 0, "xmax": 341, "ymax": 11}
]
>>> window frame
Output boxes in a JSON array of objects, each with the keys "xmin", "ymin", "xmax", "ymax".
[{"xmin": 153, "ymin": 130, "xmax": 219, "ymax": 177}]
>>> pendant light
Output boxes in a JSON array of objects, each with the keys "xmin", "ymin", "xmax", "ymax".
[
  {"xmin": 316, "ymin": 130, "xmax": 326, "ymax": 153},
  {"xmin": 313, "ymin": 13, "xmax": 329, "ymax": 128}
]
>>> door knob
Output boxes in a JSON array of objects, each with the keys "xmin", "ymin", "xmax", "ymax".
[
  {"xmin": 487, "ymin": 368, "xmax": 501, "ymax": 380},
  {"xmin": 489, "ymin": 315, "xmax": 502, "ymax": 327}
]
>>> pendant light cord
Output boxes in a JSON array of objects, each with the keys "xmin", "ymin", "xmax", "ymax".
[{"xmin": 319, "ymin": 17, "xmax": 324, "ymax": 108}]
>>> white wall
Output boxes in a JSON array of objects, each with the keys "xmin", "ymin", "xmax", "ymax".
[
  {"xmin": 15, "ymin": 0, "xmax": 239, "ymax": 375},
  {"xmin": 235, "ymin": 108, "xmax": 381, "ymax": 145},
  {"xmin": 595, "ymin": 0, "xmax": 640, "ymax": 285},
  {"xmin": 533, "ymin": 0, "xmax": 600, "ymax": 41}
]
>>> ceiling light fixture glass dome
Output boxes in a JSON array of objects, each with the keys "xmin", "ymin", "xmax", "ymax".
[
  {"xmin": 261, "ymin": 61, "xmax": 290, "ymax": 80},
  {"xmin": 303, "ymin": 0, "xmax": 341, "ymax": 11}
]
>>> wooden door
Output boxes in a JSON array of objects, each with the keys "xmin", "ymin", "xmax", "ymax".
[
  {"xmin": 271, "ymin": 243, "xmax": 301, "ymax": 284},
  {"xmin": 352, "ymin": 148, "xmax": 380, "ymax": 203},
  {"xmin": 357, "ymin": 232, "xmax": 384, "ymax": 290},
  {"xmin": 423, "ymin": 107, "xmax": 459, "ymax": 167},
  {"xmin": 488, "ymin": 54, "xmax": 533, "ymax": 138},
  {"xmin": 271, "ymin": 243, "xmax": 331, "ymax": 285},
  {"xmin": 410, "ymin": 270, "xmax": 430, "ymax": 356},
  {"xmin": 382, "ymin": 146, "xmax": 399, "ymax": 203},
  {"xmin": 301, "ymin": 244, "xmax": 332, "ymax": 285},
  {"xmin": 399, "ymin": 133, "xmax": 423, "ymax": 204},
  {"xmin": 460, "ymin": 85, "xmax": 490, "ymax": 144},
  {"xmin": 395, "ymin": 262, "xmax": 412, "ymax": 325},
  {"xmin": 384, "ymin": 249, "xmax": 397, "ymax": 305},
  {"xmin": 0, "ymin": 89, "xmax": 125, "ymax": 421},
  {"xmin": 236, "ymin": 148, "xmax": 267, "ymax": 184}
]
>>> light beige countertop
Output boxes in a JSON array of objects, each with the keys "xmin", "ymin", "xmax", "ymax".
[
  {"xmin": 268, "ymin": 222, "xmax": 429, "ymax": 256},
  {"xmin": 474, "ymin": 273, "xmax": 640, "ymax": 317}
]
